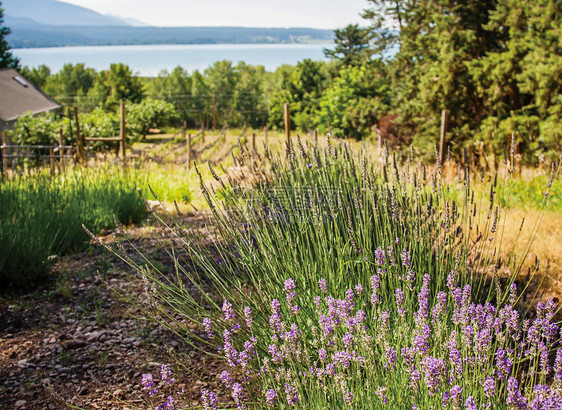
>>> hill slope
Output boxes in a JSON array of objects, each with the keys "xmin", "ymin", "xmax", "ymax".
[
  {"xmin": 2, "ymin": 0, "xmax": 130, "ymax": 26},
  {"xmin": 7, "ymin": 25, "xmax": 334, "ymax": 48}
]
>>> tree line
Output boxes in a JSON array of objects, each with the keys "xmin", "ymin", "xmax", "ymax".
[{"xmin": 2, "ymin": 0, "xmax": 561, "ymax": 162}]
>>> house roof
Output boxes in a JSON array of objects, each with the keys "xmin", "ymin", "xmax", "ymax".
[{"xmin": 0, "ymin": 68, "xmax": 61, "ymax": 122}]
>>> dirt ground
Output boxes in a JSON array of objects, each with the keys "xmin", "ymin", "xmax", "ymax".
[{"xmin": 0, "ymin": 217, "xmax": 224, "ymax": 410}]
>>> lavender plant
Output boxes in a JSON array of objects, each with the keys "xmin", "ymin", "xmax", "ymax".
[
  {"xmin": 140, "ymin": 364, "xmax": 182, "ymax": 409},
  {"xmin": 111, "ymin": 135, "xmax": 560, "ymax": 408}
]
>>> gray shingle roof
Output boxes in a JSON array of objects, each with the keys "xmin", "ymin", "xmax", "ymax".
[{"xmin": 0, "ymin": 68, "xmax": 61, "ymax": 122}]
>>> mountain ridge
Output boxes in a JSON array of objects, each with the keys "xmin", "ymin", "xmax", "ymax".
[{"xmin": 2, "ymin": 0, "xmax": 132, "ymax": 26}]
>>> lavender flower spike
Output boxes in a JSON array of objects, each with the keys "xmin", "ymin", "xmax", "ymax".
[{"xmin": 222, "ymin": 299, "xmax": 236, "ymax": 321}]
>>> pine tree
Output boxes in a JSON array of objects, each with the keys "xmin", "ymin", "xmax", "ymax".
[
  {"xmin": 0, "ymin": 1, "xmax": 20, "ymax": 70},
  {"xmin": 324, "ymin": 24, "xmax": 373, "ymax": 66}
]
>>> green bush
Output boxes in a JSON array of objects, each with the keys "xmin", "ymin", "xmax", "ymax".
[
  {"xmin": 127, "ymin": 98, "xmax": 179, "ymax": 141},
  {"xmin": 12, "ymin": 112, "xmax": 62, "ymax": 145},
  {"xmin": 0, "ymin": 167, "xmax": 146, "ymax": 288}
]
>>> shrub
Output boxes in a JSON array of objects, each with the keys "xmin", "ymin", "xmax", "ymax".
[
  {"xmin": 12, "ymin": 112, "xmax": 62, "ymax": 145},
  {"xmin": 115, "ymin": 136, "xmax": 560, "ymax": 408},
  {"xmin": 127, "ymin": 98, "xmax": 179, "ymax": 141},
  {"xmin": 0, "ymin": 167, "xmax": 146, "ymax": 288}
]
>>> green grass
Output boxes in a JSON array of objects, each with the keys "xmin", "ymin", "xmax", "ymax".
[{"xmin": 0, "ymin": 167, "xmax": 147, "ymax": 288}]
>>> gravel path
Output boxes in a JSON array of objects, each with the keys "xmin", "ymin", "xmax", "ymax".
[{"xmin": 0, "ymin": 220, "xmax": 223, "ymax": 409}]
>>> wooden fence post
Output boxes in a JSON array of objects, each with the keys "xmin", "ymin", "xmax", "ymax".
[
  {"xmin": 49, "ymin": 147, "xmax": 55, "ymax": 175},
  {"xmin": 59, "ymin": 129, "xmax": 64, "ymax": 172},
  {"xmin": 251, "ymin": 132, "xmax": 256, "ymax": 154},
  {"xmin": 264, "ymin": 124, "xmax": 268, "ymax": 148},
  {"xmin": 440, "ymin": 109, "xmax": 447, "ymax": 164},
  {"xmin": 314, "ymin": 129, "xmax": 318, "ymax": 146},
  {"xmin": 284, "ymin": 103, "xmax": 290, "ymax": 142},
  {"xmin": 2, "ymin": 131, "xmax": 8, "ymax": 179},
  {"xmin": 187, "ymin": 133, "xmax": 192, "ymax": 169},
  {"xmin": 74, "ymin": 107, "xmax": 85, "ymax": 165},
  {"xmin": 120, "ymin": 101, "xmax": 127, "ymax": 165}
]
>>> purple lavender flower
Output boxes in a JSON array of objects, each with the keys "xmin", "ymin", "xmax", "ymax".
[
  {"xmin": 374, "ymin": 246, "xmax": 386, "ymax": 265},
  {"xmin": 509, "ymin": 282, "xmax": 518, "ymax": 305},
  {"xmin": 450, "ymin": 385, "xmax": 462, "ymax": 407},
  {"xmin": 495, "ymin": 348, "xmax": 513, "ymax": 380},
  {"xmin": 385, "ymin": 347, "xmax": 396, "ymax": 370},
  {"xmin": 142, "ymin": 373, "xmax": 157, "ymax": 396},
  {"xmin": 160, "ymin": 395, "xmax": 176, "ymax": 410},
  {"xmin": 222, "ymin": 299, "xmax": 236, "ymax": 321},
  {"xmin": 314, "ymin": 296, "xmax": 322, "ymax": 310},
  {"xmin": 202, "ymin": 318, "xmax": 214, "ymax": 338},
  {"xmin": 413, "ymin": 324, "xmax": 431, "ymax": 354},
  {"xmin": 265, "ymin": 389, "xmax": 277, "ymax": 406},
  {"xmin": 530, "ymin": 385, "xmax": 562, "ymax": 409},
  {"xmin": 243, "ymin": 306, "xmax": 253, "ymax": 328},
  {"xmin": 465, "ymin": 396, "xmax": 477, "ymax": 410},
  {"xmin": 371, "ymin": 274, "xmax": 380, "ymax": 305},
  {"xmin": 333, "ymin": 350, "xmax": 353, "ymax": 368},
  {"xmin": 395, "ymin": 288, "xmax": 406, "ymax": 317},
  {"xmin": 269, "ymin": 299, "xmax": 283, "ymax": 332},
  {"xmin": 421, "ymin": 356, "xmax": 446, "ymax": 395},
  {"xmin": 269, "ymin": 344, "xmax": 282, "ymax": 363},
  {"xmin": 447, "ymin": 270, "xmax": 457, "ymax": 290},
  {"xmin": 345, "ymin": 288, "xmax": 355, "ymax": 303},
  {"xmin": 342, "ymin": 332, "xmax": 354, "ymax": 349},
  {"xmin": 379, "ymin": 310, "xmax": 390, "ymax": 335},
  {"xmin": 160, "ymin": 364, "xmax": 175, "ymax": 384},
  {"xmin": 232, "ymin": 383, "xmax": 246, "ymax": 410},
  {"xmin": 507, "ymin": 377, "xmax": 527, "ymax": 409},
  {"xmin": 284, "ymin": 278, "xmax": 296, "ymax": 292},
  {"xmin": 483, "ymin": 377, "xmax": 495, "ymax": 398},
  {"xmin": 220, "ymin": 370, "xmax": 232, "ymax": 388},
  {"xmin": 431, "ymin": 291, "xmax": 447, "ymax": 322},
  {"xmin": 554, "ymin": 349, "xmax": 562, "ymax": 382},
  {"xmin": 343, "ymin": 390, "xmax": 355, "ymax": 406},
  {"xmin": 318, "ymin": 347, "xmax": 327, "ymax": 361},
  {"xmin": 355, "ymin": 283, "xmax": 364, "ymax": 296},
  {"xmin": 401, "ymin": 248, "xmax": 412, "ymax": 267},
  {"xmin": 319, "ymin": 278, "xmax": 328, "ymax": 293},
  {"xmin": 375, "ymin": 387, "xmax": 388, "ymax": 405},
  {"xmin": 415, "ymin": 274, "xmax": 431, "ymax": 325},
  {"xmin": 244, "ymin": 337, "xmax": 257, "ymax": 358},
  {"xmin": 449, "ymin": 347, "xmax": 463, "ymax": 379},
  {"xmin": 387, "ymin": 246, "xmax": 396, "ymax": 265},
  {"xmin": 201, "ymin": 388, "xmax": 218, "ymax": 410},
  {"xmin": 285, "ymin": 384, "xmax": 299, "ymax": 406}
]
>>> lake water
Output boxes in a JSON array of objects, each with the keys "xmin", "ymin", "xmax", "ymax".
[{"xmin": 14, "ymin": 43, "xmax": 332, "ymax": 76}]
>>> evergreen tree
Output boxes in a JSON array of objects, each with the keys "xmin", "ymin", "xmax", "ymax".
[
  {"xmin": 324, "ymin": 24, "xmax": 372, "ymax": 66},
  {"xmin": 0, "ymin": 1, "xmax": 20, "ymax": 69}
]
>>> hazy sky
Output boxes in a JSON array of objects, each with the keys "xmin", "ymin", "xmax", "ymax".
[{"xmin": 60, "ymin": 0, "xmax": 370, "ymax": 28}]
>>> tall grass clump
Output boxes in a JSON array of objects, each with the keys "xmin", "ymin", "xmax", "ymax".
[
  {"xmin": 114, "ymin": 136, "xmax": 560, "ymax": 408},
  {"xmin": 0, "ymin": 167, "xmax": 146, "ymax": 288}
]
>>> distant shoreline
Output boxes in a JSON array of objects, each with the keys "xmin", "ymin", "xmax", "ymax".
[
  {"xmin": 13, "ymin": 41, "xmax": 333, "ymax": 50},
  {"xmin": 8, "ymin": 25, "xmax": 335, "ymax": 49}
]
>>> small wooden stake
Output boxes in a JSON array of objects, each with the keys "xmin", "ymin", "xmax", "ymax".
[
  {"xmin": 314, "ymin": 129, "xmax": 318, "ymax": 146},
  {"xmin": 49, "ymin": 147, "xmax": 55, "ymax": 175},
  {"xmin": 59, "ymin": 129, "xmax": 64, "ymax": 171},
  {"xmin": 187, "ymin": 133, "xmax": 192, "ymax": 169},
  {"xmin": 264, "ymin": 124, "xmax": 268, "ymax": 148},
  {"xmin": 120, "ymin": 101, "xmax": 127, "ymax": 164},
  {"xmin": 440, "ymin": 109, "xmax": 447, "ymax": 163},
  {"xmin": 2, "ymin": 131, "xmax": 8, "ymax": 179},
  {"xmin": 284, "ymin": 103, "xmax": 290, "ymax": 142},
  {"xmin": 74, "ymin": 107, "xmax": 85, "ymax": 164},
  {"xmin": 251, "ymin": 132, "xmax": 256, "ymax": 154}
]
